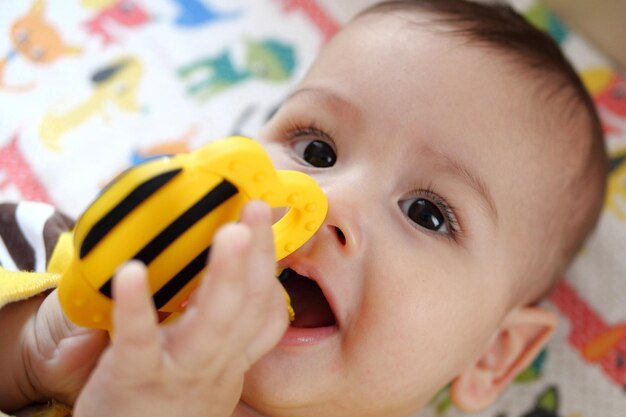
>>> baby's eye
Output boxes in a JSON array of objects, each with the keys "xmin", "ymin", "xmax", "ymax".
[
  {"xmin": 399, "ymin": 197, "xmax": 449, "ymax": 234},
  {"xmin": 292, "ymin": 138, "xmax": 336, "ymax": 168}
]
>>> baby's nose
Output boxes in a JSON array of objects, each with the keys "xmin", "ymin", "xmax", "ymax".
[{"xmin": 331, "ymin": 225, "xmax": 347, "ymax": 247}]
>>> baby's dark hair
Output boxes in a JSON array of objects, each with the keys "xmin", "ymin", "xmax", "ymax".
[{"xmin": 357, "ymin": 0, "xmax": 608, "ymax": 299}]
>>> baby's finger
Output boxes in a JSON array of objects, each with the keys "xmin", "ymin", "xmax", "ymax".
[
  {"xmin": 240, "ymin": 200, "xmax": 275, "ymax": 273},
  {"xmin": 197, "ymin": 201, "xmax": 280, "ymax": 356},
  {"xmin": 110, "ymin": 261, "xmax": 161, "ymax": 376},
  {"xmin": 244, "ymin": 279, "xmax": 290, "ymax": 365},
  {"xmin": 166, "ymin": 223, "xmax": 251, "ymax": 369},
  {"xmin": 231, "ymin": 201, "xmax": 283, "ymax": 343}
]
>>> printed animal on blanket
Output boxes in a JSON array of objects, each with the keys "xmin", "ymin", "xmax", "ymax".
[
  {"xmin": 582, "ymin": 68, "xmax": 626, "ymax": 118},
  {"xmin": 0, "ymin": 133, "xmax": 53, "ymax": 203},
  {"xmin": 581, "ymin": 67, "xmax": 626, "ymax": 135},
  {"xmin": 549, "ymin": 280, "xmax": 626, "ymax": 390},
  {"xmin": 39, "ymin": 56, "xmax": 144, "ymax": 151},
  {"xmin": 278, "ymin": 0, "xmax": 339, "ymax": 43},
  {"xmin": 606, "ymin": 147, "xmax": 626, "ymax": 221},
  {"xmin": 522, "ymin": 3, "xmax": 568, "ymax": 44},
  {"xmin": 131, "ymin": 129, "xmax": 195, "ymax": 165},
  {"xmin": 82, "ymin": 0, "xmax": 151, "ymax": 45},
  {"xmin": 171, "ymin": 0, "xmax": 242, "ymax": 28},
  {"xmin": 178, "ymin": 38, "xmax": 296, "ymax": 100},
  {"xmin": 520, "ymin": 386, "xmax": 559, "ymax": 417},
  {"xmin": 495, "ymin": 386, "xmax": 583, "ymax": 417},
  {"xmin": 0, "ymin": 0, "xmax": 82, "ymax": 92}
]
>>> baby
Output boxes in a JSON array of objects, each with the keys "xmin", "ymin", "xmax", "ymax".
[{"xmin": 0, "ymin": 0, "xmax": 608, "ymax": 416}]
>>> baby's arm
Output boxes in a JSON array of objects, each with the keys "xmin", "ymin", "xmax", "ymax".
[
  {"xmin": 0, "ymin": 292, "xmax": 109, "ymax": 412},
  {"xmin": 0, "ymin": 295, "xmax": 44, "ymax": 410},
  {"xmin": 73, "ymin": 201, "xmax": 289, "ymax": 417},
  {"xmin": 0, "ymin": 202, "xmax": 109, "ymax": 412}
]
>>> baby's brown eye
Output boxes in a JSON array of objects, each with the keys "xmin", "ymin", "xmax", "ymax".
[
  {"xmin": 293, "ymin": 139, "xmax": 336, "ymax": 168},
  {"xmin": 399, "ymin": 198, "xmax": 447, "ymax": 233}
]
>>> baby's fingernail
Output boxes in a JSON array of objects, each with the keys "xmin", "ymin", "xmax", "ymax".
[
  {"xmin": 249, "ymin": 200, "xmax": 271, "ymax": 222},
  {"xmin": 116, "ymin": 260, "xmax": 146, "ymax": 277}
]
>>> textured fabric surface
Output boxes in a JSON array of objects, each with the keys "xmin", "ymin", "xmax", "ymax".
[
  {"xmin": 0, "ymin": 202, "xmax": 72, "ymax": 309},
  {"xmin": 0, "ymin": 1, "xmax": 624, "ymax": 416}
]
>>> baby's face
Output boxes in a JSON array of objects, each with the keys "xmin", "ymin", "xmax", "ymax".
[{"xmin": 243, "ymin": 12, "xmax": 560, "ymax": 417}]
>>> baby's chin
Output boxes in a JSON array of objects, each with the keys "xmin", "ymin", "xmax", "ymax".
[
  {"xmin": 239, "ymin": 351, "xmax": 344, "ymax": 416},
  {"xmin": 240, "ymin": 358, "xmax": 432, "ymax": 417},
  {"xmin": 231, "ymin": 399, "xmax": 270, "ymax": 417},
  {"xmin": 241, "ymin": 356, "xmax": 314, "ymax": 408}
]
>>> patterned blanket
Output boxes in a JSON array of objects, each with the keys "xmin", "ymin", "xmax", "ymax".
[{"xmin": 0, "ymin": 1, "xmax": 625, "ymax": 416}]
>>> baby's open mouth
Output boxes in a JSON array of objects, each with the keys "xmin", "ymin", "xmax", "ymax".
[{"xmin": 279, "ymin": 268, "xmax": 337, "ymax": 328}]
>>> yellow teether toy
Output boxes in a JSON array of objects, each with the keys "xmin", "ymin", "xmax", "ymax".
[{"xmin": 58, "ymin": 136, "xmax": 328, "ymax": 331}]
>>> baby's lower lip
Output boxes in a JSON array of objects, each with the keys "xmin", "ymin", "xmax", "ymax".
[{"xmin": 279, "ymin": 324, "xmax": 338, "ymax": 346}]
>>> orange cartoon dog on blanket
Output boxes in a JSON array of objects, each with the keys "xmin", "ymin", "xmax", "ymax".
[
  {"xmin": 58, "ymin": 136, "xmax": 328, "ymax": 331},
  {"xmin": 0, "ymin": 0, "xmax": 82, "ymax": 92}
]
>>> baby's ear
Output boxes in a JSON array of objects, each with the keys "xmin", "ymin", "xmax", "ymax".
[{"xmin": 449, "ymin": 306, "xmax": 558, "ymax": 412}]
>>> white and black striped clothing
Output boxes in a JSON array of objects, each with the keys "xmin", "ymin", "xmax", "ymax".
[{"xmin": 0, "ymin": 202, "xmax": 74, "ymax": 273}]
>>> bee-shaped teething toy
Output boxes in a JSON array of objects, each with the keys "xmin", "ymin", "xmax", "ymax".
[{"xmin": 58, "ymin": 136, "xmax": 327, "ymax": 331}]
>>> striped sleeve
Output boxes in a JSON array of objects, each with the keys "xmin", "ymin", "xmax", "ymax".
[{"xmin": 0, "ymin": 202, "xmax": 74, "ymax": 273}]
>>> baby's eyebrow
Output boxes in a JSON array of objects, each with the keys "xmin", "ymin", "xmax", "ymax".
[
  {"xmin": 285, "ymin": 87, "xmax": 362, "ymax": 124},
  {"xmin": 437, "ymin": 150, "xmax": 499, "ymax": 224}
]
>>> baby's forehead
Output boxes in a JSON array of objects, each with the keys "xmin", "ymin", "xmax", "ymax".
[{"xmin": 352, "ymin": 7, "xmax": 590, "ymax": 142}]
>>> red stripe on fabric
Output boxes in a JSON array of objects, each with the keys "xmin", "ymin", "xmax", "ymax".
[
  {"xmin": 279, "ymin": 0, "xmax": 340, "ymax": 43},
  {"xmin": 550, "ymin": 280, "xmax": 608, "ymax": 348},
  {"xmin": 0, "ymin": 133, "xmax": 53, "ymax": 204},
  {"xmin": 550, "ymin": 280, "xmax": 626, "ymax": 388}
]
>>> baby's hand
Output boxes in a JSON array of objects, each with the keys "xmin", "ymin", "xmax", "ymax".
[
  {"xmin": 73, "ymin": 201, "xmax": 290, "ymax": 417},
  {"xmin": 20, "ymin": 288, "xmax": 109, "ymax": 406}
]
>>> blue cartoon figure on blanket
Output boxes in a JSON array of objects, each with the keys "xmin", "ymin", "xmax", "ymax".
[
  {"xmin": 171, "ymin": 0, "xmax": 242, "ymax": 28},
  {"xmin": 178, "ymin": 38, "xmax": 296, "ymax": 100},
  {"xmin": 58, "ymin": 136, "xmax": 328, "ymax": 331}
]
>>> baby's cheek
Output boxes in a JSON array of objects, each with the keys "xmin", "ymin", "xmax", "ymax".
[{"xmin": 398, "ymin": 280, "xmax": 494, "ymax": 371}]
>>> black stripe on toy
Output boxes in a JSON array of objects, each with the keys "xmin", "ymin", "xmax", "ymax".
[
  {"xmin": 80, "ymin": 168, "xmax": 182, "ymax": 259},
  {"xmin": 152, "ymin": 247, "xmax": 211, "ymax": 309},
  {"xmin": 98, "ymin": 179, "xmax": 238, "ymax": 299},
  {"xmin": 134, "ymin": 179, "xmax": 237, "ymax": 265}
]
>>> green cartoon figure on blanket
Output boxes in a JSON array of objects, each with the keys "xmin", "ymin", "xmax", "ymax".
[
  {"xmin": 519, "ymin": 386, "xmax": 560, "ymax": 417},
  {"xmin": 178, "ymin": 38, "xmax": 296, "ymax": 100}
]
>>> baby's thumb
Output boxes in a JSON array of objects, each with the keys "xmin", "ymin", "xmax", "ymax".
[
  {"xmin": 31, "ymin": 290, "xmax": 108, "ymax": 404},
  {"xmin": 44, "ymin": 289, "xmax": 104, "ymax": 341}
]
